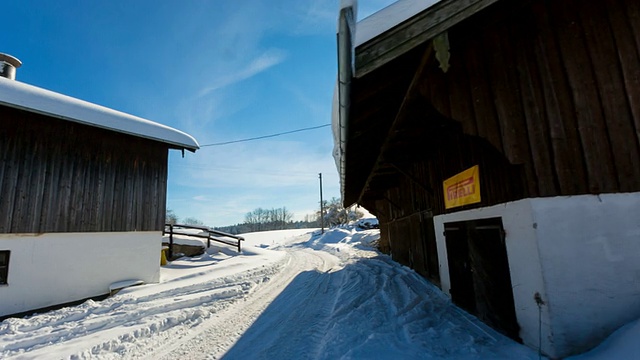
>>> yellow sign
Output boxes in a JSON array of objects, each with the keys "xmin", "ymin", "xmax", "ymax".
[{"xmin": 443, "ymin": 165, "xmax": 481, "ymax": 209}]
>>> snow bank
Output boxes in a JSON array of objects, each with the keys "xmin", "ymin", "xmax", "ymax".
[
  {"xmin": 355, "ymin": 217, "xmax": 379, "ymax": 229},
  {"xmin": 568, "ymin": 318, "xmax": 640, "ymax": 359},
  {"xmin": 0, "ymin": 240, "xmax": 287, "ymax": 359},
  {"xmin": 162, "ymin": 233, "xmax": 206, "ymax": 247}
]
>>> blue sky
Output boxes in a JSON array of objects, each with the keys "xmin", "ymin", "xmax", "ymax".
[{"xmin": 4, "ymin": 0, "xmax": 395, "ymax": 226}]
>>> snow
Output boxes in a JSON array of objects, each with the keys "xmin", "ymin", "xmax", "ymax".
[
  {"xmin": 354, "ymin": 216, "xmax": 379, "ymax": 229},
  {"xmin": 163, "ymin": 228, "xmax": 209, "ymax": 247},
  {"xmin": 109, "ymin": 280, "xmax": 144, "ymax": 293},
  {"xmin": 570, "ymin": 319, "xmax": 640, "ymax": 359},
  {"xmin": 355, "ymin": 0, "xmax": 442, "ymax": 47},
  {"xmin": 0, "ymin": 226, "xmax": 635, "ymax": 359},
  {"xmin": 0, "ymin": 76, "xmax": 199, "ymax": 151}
]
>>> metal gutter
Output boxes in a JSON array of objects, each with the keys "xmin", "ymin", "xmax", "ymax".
[{"xmin": 336, "ymin": 5, "xmax": 355, "ymax": 205}]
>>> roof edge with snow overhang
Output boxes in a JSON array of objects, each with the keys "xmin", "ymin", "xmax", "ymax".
[
  {"xmin": 0, "ymin": 76, "xmax": 199, "ymax": 152},
  {"xmin": 353, "ymin": 0, "xmax": 501, "ymax": 78},
  {"xmin": 355, "ymin": 0, "xmax": 442, "ymax": 47}
]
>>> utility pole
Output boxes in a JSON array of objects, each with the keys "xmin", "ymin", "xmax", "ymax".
[{"xmin": 319, "ymin": 173, "xmax": 324, "ymax": 234}]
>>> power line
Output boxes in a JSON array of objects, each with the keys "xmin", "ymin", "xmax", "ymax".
[
  {"xmin": 169, "ymin": 163, "xmax": 318, "ymax": 177},
  {"xmin": 200, "ymin": 123, "xmax": 331, "ymax": 147}
]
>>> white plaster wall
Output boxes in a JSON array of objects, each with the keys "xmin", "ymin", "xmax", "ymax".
[
  {"xmin": 0, "ymin": 232, "xmax": 161, "ymax": 317},
  {"xmin": 434, "ymin": 193, "xmax": 640, "ymax": 358},
  {"xmin": 434, "ymin": 200, "xmax": 552, "ymax": 356},
  {"xmin": 531, "ymin": 193, "xmax": 640, "ymax": 357}
]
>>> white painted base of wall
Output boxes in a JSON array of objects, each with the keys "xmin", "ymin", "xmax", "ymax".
[
  {"xmin": 434, "ymin": 192, "xmax": 640, "ymax": 358},
  {"xmin": 0, "ymin": 231, "xmax": 161, "ymax": 318}
]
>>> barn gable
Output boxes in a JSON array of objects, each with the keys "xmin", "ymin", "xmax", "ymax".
[
  {"xmin": 336, "ymin": 0, "xmax": 640, "ymax": 357},
  {"xmin": 0, "ymin": 58, "xmax": 199, "ymax": 318}
]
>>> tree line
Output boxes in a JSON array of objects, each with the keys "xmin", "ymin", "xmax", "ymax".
[
  {"xmin": 166, "ymin": 198, "xmax": 366, "ymax": 235},
  {"xmin": 243, "ymin": 207, "xmax": 294, "ymax": 232}
]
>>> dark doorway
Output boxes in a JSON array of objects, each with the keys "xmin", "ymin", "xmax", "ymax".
[
  {"xmin": 444, "ymin": 218, "xmax": 521, "ymax": 342},
  {"xmin": 419, "ymin": 211, "xmax": 441, "ymax": 285},
  {"xmin": 444, "ymin": 223, "xmax": 476, "ymax": 313}
]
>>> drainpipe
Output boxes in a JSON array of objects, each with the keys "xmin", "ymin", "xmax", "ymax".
[{"xmin": 337, "ymin": 4, "xmax": 355, "ymax": 204}]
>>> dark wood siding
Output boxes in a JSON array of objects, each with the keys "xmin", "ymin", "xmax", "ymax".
[
  {"xmin": 0, "ymin": 106, "xmax": 169, "ymax": 233},
  {"xmin": 369, "ymin": 123, "xmax": 524, "ymax": 276},
  {"xmin": 423, "ymin": 0, "xmax": 640, "ymax": 197},
  {"xmin": 348, "ymin": 0, "xmax": 640, "ymax": 207},
  {"xmin": 346, "ymin": 0, "xmax": 640, "ymax": 277}
]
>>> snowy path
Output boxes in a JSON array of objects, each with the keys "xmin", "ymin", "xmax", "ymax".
[
  {"xmin": 151, "ymin": 231, "xmax": 538, "ymax": 360},
  {"xmin": 153, "ymin": 248, "xmax": 340, "ymax": 359},
  {"xmin": 0, "ymin": 245, "xmax": 290, "ymax": 359},
  {"xmin": 0, "ymin": 228, "xmax": 544, "ymax": 359}
]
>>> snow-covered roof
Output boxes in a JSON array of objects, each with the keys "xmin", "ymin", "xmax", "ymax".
[
  {"xmin": 0, "ymin": 76, "xmax": 199, "ymax": 151},
  {"xmin": 355, "ymin": 0, "xmax": 442, "ymax": 47}
]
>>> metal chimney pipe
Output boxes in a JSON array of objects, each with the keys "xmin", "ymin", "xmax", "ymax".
[{"xmin": 0, "ymin": 53, "xmax": 22, "ymax": 80}]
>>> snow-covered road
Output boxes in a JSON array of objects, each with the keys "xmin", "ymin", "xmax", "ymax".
[
  {"xmin": 4, "ymin": 227, "xmax": 634, "ymax": 359},
  {"xmin": 155, "ymin": 248, "xmax": 340, "ymax": 359},
  {"xmin": 154, "ymin": 237, "xmax": 536, "ymax": 360}
]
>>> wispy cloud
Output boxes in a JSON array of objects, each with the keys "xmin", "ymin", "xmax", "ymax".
[
  {"xmin": 198, "ymin": 49, "xmax": 287, "ymax": 96},
  {"xmin": 171, "ymin": 140, "xmax": 336, "ymax": 189},
  {"xmin": 293, "ymin": 0, "xmax": 336, "ymax": 35},
  {"xmin": 161, "ymin": 0, "xmax": 345, "ymax": 226},
  {"xmin": 166, "ymin": 137, "xmax": 340, "ymax": 226}
]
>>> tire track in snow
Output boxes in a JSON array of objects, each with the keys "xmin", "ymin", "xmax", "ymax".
[
  {"xmin": 0, "ymin": 256, "xmax": 288, "ymax": 359},
  {"xmin": 152, "ymin": 248, "xmax": 341, "ymax": 360}
]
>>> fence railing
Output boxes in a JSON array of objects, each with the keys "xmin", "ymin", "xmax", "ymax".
[{"xmin": 163, "ymin": 223, "xmax": 245, "ymax": 259}]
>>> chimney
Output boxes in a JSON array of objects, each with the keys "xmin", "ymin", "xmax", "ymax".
[{"xmin": 0, "ymin": 53, "xmax": 22, "ymax": 80}]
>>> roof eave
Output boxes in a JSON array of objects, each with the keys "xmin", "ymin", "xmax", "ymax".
[
  {"xmin": 354, "ymin": 0, "xmax": 502, "ymax": 78},
  {"xmin": 0, "ymin": 77, "xmax": 200, "ymax": 152}
]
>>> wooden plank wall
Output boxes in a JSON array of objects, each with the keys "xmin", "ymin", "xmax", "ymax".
[
  {"xmin": 373, "ymin": 126, "xmax": 524, "ymax": 274},
  {"xmin": 351, "ymin": 0, "xmax": 640, "ymax": 287},
  {"xmin": 423, "ymin": 0, "xmax": 640, "ymax": 197},
  {"xmin": 361, "ymin": 0, "xmax": 640, "ymax": 278},
  {"xmin": 0, "ymin": 107, "xmax": 169, "ymax": 233}
]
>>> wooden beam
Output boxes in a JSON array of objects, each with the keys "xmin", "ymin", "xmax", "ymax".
[
  {"xmin": 355, "ymin": 0, "xmax": 502, "ymax": 78},
  {"xmin": 390, "ymin": 163, "xmax": 434, "ymax": 195}
]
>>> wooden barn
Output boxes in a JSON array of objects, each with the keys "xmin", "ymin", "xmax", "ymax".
[
  {"xmin": 335, "ymin": 0, "xmax": 640, "ymax": 357},
  {"xmin": 0, "ymin": 54, "xmax": 199, "ymax": 318}
]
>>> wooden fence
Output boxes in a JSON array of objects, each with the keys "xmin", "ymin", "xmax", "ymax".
[{"xmin": 163, "ymin": 223, "xmax": 245, "ymax": 259}]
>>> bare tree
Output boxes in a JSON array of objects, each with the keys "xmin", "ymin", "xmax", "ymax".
[
  {"xmin": 281, "ymin": 207, "xmax": 293, "ymax": 228},
  {"xmin": 269, "ymin": 207, "xmax": 293, "ymax": 229},
  {"xmin": 244, "ymin": 210, "xmax": 260, "ymax": 232},
  {"xmin": 258, "ymin": 208, "xmax": 270, "ymax": 227},
  {"xmin": 183, "ymin": 217, "xmax": 205, "ymax": 227},
  {"xmin": 242, "ymin": 206, "xmax": 295, "ymax": 231},
  {"xmin": 166, "ymin": 209, "xmax": 179, "ymax": 225}
]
